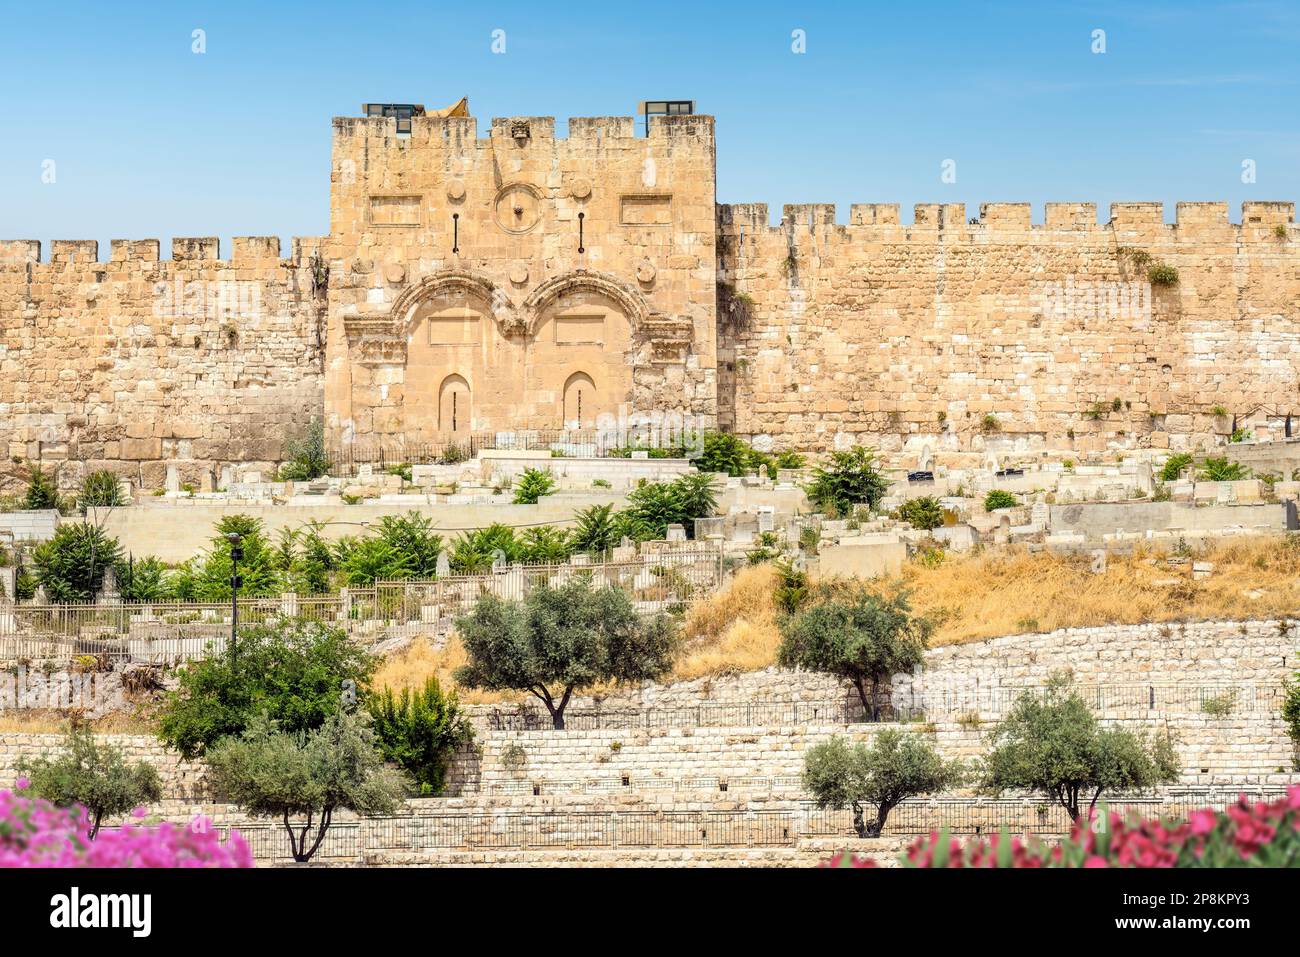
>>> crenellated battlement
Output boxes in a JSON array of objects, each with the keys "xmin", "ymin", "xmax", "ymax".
[
  {"xmin": 0, "ymin": 236, "xmax": 325, "ymax": 268},
  {"xmin": 330, "ymin": 112, "xmax": 712, "ymax": 147},
  {"xmin": 717, "ymin": 200, "xmax": 1296, "ymax": 239}
]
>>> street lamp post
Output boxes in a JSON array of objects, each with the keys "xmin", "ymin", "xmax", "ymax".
[{"xmin": 227, "ymin": 532, "xmax": 244, "ymax": 662}]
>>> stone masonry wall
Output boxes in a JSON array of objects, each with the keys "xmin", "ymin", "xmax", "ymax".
[
  {"xmin": 0, "ymin": 237, "xmax": 325, "ymax": 488},
  {"xmin": 718, "ymin": 201, "xmax": 1300, "ymax": 453}
]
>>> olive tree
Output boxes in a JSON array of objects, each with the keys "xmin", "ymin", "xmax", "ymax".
[
  {"xmin": 803, "ymin": 731, "xmax": 964, "ymax": 837},
  {"xmin": 778, "ymin": 588, "xmax": 930, "ymax": 719},
  {"xmin": 454, "ymin": 578, "xmax": 677, "ymax": 729},
  {"xmin": 18, "ymin": 726, "xmax": 162, "ymax": 839},
  {"xmin": 206, "ymin": 711, "xmax": 404, "ymax": 863},
  {"xmin": 980, "ymin": 672, "xmax": 1181, "ymax": 820}
]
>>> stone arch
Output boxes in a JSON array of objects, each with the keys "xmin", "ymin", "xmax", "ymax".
[
  {"xmin": 522, "ymin": 270, "xmax": 649, "ymax": 333},
  {"xmin": 438, "ymin": 373, "xmax": 472, "ymax": 437},
  {"xmin": 562, "ymin": 371, "xmax": 598, "ymax": 428},
  {"xmin": 390, "ymin": 270, "xmax": 517, "ymax": 338}
]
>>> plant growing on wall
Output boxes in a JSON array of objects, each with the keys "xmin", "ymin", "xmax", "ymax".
[
  {"xmin": 980, "ymin": 672, "xmax": 1180, "ymax": 821},
  {"xmin": 1148, "ymin": 263, "xmax": 1180, "ymax": 286},
  {"xmin": 454, "ymin": 579, "xmax": 677, "ymax": 729},
  {"xmin": 18, "ymin": 726, "xmax": 162, "ymax": 839},
  {"xmin": 206, "ymin": 711, "xmax": 403, "ymax": 863},
  {"xmin": 366, "ymin": 677, "xmax": 474, "ymax": 796},
  {"xmin": 512, "ymin": 467, "xmax": 557, "ymax": 505},
  {"xmin": 1283, "ymin": 674, "xmax": 1300, "ymax": 763},
  {"xmin": 778, "ymin": 587, "xmax": 931, "ymax": 719},
  {"xmin": 803, "ymin": 731, "xmax": 964, "ymax": 837}
]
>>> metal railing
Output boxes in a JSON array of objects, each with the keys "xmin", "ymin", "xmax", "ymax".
[
  {"xmin": 209, "ymin": 789, "xmax": 1290, "ymax": 861},
  {"xmin": 482, "ymin": 697, "xmax": 875, "ymax": 731},
  {"xmin": 0, "ymin": 548, "xmax": 723, "ymax": 665},
  {"xmin": 904, "ymin": 682, "xmax": 1281, "ymax": 716}
]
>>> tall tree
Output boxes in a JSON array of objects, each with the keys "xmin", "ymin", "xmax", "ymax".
[
  {"xmin": 804, "ymin": 731, "xmax": 964, "ymax": 837},
  {"xmin": 454, "ymin": 579, "xmax": 677, "ymax": 729},
  {"xmin": 778, "ymin": 587, "xmax": 930, "ymax": 719},
  {"xmin": 980, "ymin": 672, "xmax": 1181, "ymax": 820}
]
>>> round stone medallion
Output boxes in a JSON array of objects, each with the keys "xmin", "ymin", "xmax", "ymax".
[
  {"xmin": 384, "ymin": 262, "xmax": 406, "ymax": 284},
  {"xmin": 446, "ymin": 179, "xmax": 466, "ymax": 202},
  {"xmin": 509, "ymin": 264, "xmax": 529, "ymax": 285},
  {"xmin": 494, "ymin": 183, "xmax": 542, "ymax": 234},
  {"xmin": 569, "ymin": 177, "xmax": 592, "ymax": 200},
  {"xmin": 636, "ymin": 259, "xmax": 657, "ymax": 284}
]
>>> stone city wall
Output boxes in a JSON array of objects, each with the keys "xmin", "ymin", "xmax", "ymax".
[
  {"xmin": 718, "ymin": 201, "xmax": 1300, "ymax": 453},
  {"xmin": 0, "ymin": 236, "xmax": 325, "ymax": 488}
]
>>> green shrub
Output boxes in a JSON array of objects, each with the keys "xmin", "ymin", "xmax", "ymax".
[
  {"xmin": 980, "ymin": 414, "xmax": 1000, "ymax": 433},
  {"xmin": 367, "ymin": 677, "xmax": 474, "ymax": 795},
  {"xmin": 983, "ymin": 490, "xmax": 1018, "ymax": 511},
  {"xmin": 32, "ymin": 523, "xmax": 125, "ymax": 603},
  {"xmin": 157, "ymin": 618, "xmax": 376, "ymax": 760},
  {"xmin": 78, "ymin": 470, "xmax": 126, "ymax": 512},
  {"xmin": 1198, "ymin": 457, "xmax": 1249, "ymax": 482},
  {"xmin": 119, "ymin": 556, "xmax": 172, "ymax": 602},
  {"xmin": 1282, "ymin": 674, "xmax": 1300, "ymax": 755},
  {"xmin": 569, "ymin": 503, "xmax": 619, "ymax": 555},
  {"xmin": 1159, "ymin": 452, "xmax": 1193, "ymax": 483},
  {"xmin": 174, "ymin": 515, "xmax": 282, "ymax": 600},
  {"xmin": 18, "ymin": 726, "xmax": 163, "ymax": 838},
  {"xmin": 695, "ymin": 431, "xmax": 753, "ymax": 476},
  {"xmin": 23, "ymin": 465, "xmax": 61, "ymax": 511},
  {"xmin": 512, "ymin": 467, "xmax": 557, "ymax": 505},
  {"xmin": 806, "ymin": 446, "xmax": 889, "ymax": 516},
  {"xmin": 516, "ymin": 525, "xmax": 572, "ymax": 563},
  {"xmin": 277, "ymin": 419, "xmax": 330, "ymax": 481},
  {"xmin": 896, "ymin": 497, "xmax": 944, "ymax": 531}
]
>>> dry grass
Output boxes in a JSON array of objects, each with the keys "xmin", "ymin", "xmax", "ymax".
[
  {"xmin": 908, "ymin": 537, "xmax": 1300, "ymax": 646},
  {"xmin": 10, "ymin": 537, "xmax": 1298, "ymax": 726},
  {"xmin": 675, "ymin": 564, "xmax": 783, "ymax": 679},
  {"xmin": 672, "ymin": 535, "xmax": 1300, "ymax": 671},
  {"xmin": 0, "ymin": 711, "xmax": 157, "ymax": 735},
  {"xmin": 370, "ymin": 637, "xmax": 521, "ymax": 704}
]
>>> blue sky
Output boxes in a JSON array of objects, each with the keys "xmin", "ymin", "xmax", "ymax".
[{"xmin": 1, "ymin": 0, "xmax": 1298, "ymax": 255}]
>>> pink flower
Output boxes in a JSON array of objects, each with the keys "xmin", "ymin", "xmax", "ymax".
[{"xmin": 1189, "ymin": 809, "xmax": 1216, "ymax": 836}]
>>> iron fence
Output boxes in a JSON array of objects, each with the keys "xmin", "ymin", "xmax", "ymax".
[
  {"xmin": 372, "ymin": 547, "xmax": 724, "ymax": 628},
  {"xmin": 0, "ymin": 549, "xmax": 723, "ymax": 665},
  {"xmin": 230, "ymin": 790, "xmax": 1293, "ymax": 858},
  {"xmin": 907, "ymin": 682, "xmax": 1280, "ymax": 715},
  {"xmin": 482, "ymin": 697, "xmax": 874, "ymax": 731}
]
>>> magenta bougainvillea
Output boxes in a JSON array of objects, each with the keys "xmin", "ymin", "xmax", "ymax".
[
  {"xmin": 1, "ymin": 779, "xmax": 253, "ymax": 868},
  {"xmin": 823, "ymin": 786, "xmax": 1300, "ymax": 868}
]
